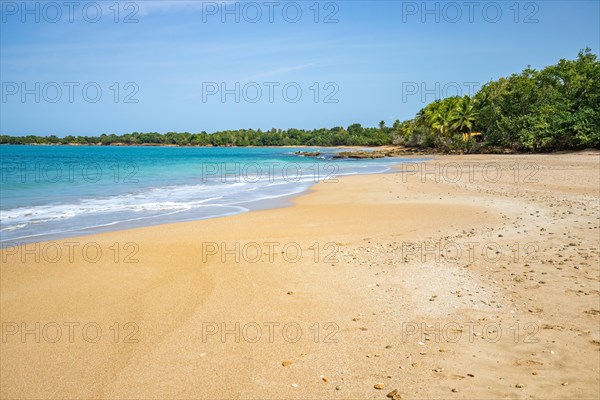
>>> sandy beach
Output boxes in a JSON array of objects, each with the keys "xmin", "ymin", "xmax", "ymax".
[{"xmin": 1, "ymin": 153, "xmax": 599, "ymax": 399}]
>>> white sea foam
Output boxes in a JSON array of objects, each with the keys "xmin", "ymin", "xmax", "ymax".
[{"xmin": 0, "ymin": 150, "xmax": 424, "ymax": 243}]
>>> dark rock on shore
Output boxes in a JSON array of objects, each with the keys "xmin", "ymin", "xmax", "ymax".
[
  {"xmin": 334, "ymin": 147, "xmax": 429, "ymax": 159},
  {"xmin": 294, "ymin": 151, "xmax": 322, "ymax": 157},
  {"xmin": 295, "ymin": 147, "xmax": 431, "ymax": 160},
  {"xmin": 334, "ymin": 151, "xmax": 386, "ymax": 159}
]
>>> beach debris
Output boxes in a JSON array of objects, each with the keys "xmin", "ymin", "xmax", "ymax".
[
  {"xmin": 287, "ymin": 291, "xmax": 294, "ymax": 295},
  {"xmin": 451, "ymin": 388, "xmax": 459, "ymax": 393},
  {"xmin": 291, "ymin": 383, "xmax": 298, "ymax": 388},
  {"xmin": 374, "ymin": 383, "xmax": 385, "ymax": 390},
  {"xmin": 515, "ymin": 383, "xmax": 525, "ymax": 388},
  {"xmin": 386, "ymin": 389, "xmax": 402, "ymax": 399},
  {"xmin": 335, "ymin": 385, "xmax": 341, "ymax": 390},
  {"xmin": 282, "ymin": 361, "xmax": 293, "ymax": 367},
  {"xmin": 434, "ymin": 368, "xmax": 444, "ymax": 372},
  {"xmin": 320, "ymin": 375, "xmax": 328, "ymax": 383}
]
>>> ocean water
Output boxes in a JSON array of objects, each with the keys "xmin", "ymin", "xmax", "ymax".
[{"xmin": 0, "ymin": 145, "xmax": 426, "ymax": 244}]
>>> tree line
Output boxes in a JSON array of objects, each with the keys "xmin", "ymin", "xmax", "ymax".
[
  {"xmin": 0, "ymin": 126, "xmax": 391, "ymax": 147},
  {"xmin": 394, "ymin": 48, "xmax": 599, "ymax": 152},
  {"xmin": 2, "ymin": 49, "xmax": 598, "ymax": 152}
]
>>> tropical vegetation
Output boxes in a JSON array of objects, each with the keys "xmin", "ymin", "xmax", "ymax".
[{"xmin": 2, "ymin": 49, "xmax": 598, "ymax": 152}]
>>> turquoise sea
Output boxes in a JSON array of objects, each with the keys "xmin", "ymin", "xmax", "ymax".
[{"xmin": 0, "ymin": 145, "xmax": 424, "ymax": 244}]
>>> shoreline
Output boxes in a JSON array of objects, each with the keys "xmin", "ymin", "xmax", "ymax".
[
  {"xmin": 2, "ymin": 142, "xmax": 598, "ymax": 157},
  {"xmin": 4, "ymin": 149, "xmax": 597, "ymax": 245},
  {"xmin": 0, "ymin": 143, "xmax": 387, "ymax": 149},
  {"xmin": 1, "ymin": 153, "xmax": 599, "ymax": 399},
  {"xmin": 1, "ymin": 155, "xmax": 422, "ymax": 245}
]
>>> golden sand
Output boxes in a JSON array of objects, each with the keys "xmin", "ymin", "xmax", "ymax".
[{"xmin": 1, "ymin": 153, "xmax": 599, "ymax": 399}]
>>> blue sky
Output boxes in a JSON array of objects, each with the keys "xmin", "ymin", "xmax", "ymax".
[{"xmin": 1, "ymin": 0, "xmax": 599, "ymax": 136}]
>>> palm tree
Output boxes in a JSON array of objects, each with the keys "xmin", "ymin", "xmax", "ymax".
[
  {"xmin": 451, "ymin": 96, "xmax": 478, "ymax": 139},
  {"xmin": 417, "ymin": 100, "xmax": 439, "ymax": 129},
  {"xmin": 431, "ymin": 104, "xmax": 454, "ymax": 137}
]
